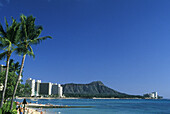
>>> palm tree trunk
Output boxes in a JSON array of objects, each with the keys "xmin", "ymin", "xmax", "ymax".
[
  {"xmin": 10, "ymin": 55, "xmax": 26, "ymax": 110},
  {"xmin": 0, "ymin": 56, "xmax": 10, "ymax": 108}
]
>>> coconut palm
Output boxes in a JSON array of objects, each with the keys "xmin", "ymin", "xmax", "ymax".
[
  {"xmin": 0, "ymin": 17, "xmax": 21, "ymax": 108},
  {"xmin": 10, "ymin": 14, "xmax": 52, "ymax": 109}
]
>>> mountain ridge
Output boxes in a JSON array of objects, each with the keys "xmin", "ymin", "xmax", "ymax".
[{"xmin": 62, "ymin": 81, "xmax": 141, "ymax": 98}]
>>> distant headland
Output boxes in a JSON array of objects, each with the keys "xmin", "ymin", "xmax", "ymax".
[{"xmin": 22, "ymin": 78, "xmax": 163, "ymax": 99}]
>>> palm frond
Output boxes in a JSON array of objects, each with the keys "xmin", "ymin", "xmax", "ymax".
[
  {"xmin": 20, "ymin": 14, "xmax": 26, "ymax": 21},
  {"xmin": 0, "ymin": 37, "xmax": 8, "ymax": 48},
  {"xmin": 29, "ymin": 25, "xmax": 43, "ymax": 40},
  {"xmin": 0, "ymin": 51, "xmax": 7, "ymax": 60},
  {"xmin": 20, "ymin": 15, "xmax": 28, "ymax": 40},
  {"xmin": 29, "ymin": 36, "xmax": 52, "ymax": 45},
  {"xmin": 2, "ymin": 38, "xmax": 12, "ymax": 51},
  {"xmin": 27, "ymin": 45, "xmax": 35, "ymax": 58},
  {"xmin": 15, "ymin": 45, "xmax": 27, "ymax": 56},
  {"xmin": 0, "ymin": 37, "xmax": 11, "ymax": 49},
  {"xmin": 18, "ymin": 14, "xmax": 52, "ymax": 59},
  {"xmin": 14, "ymin": 24, "xmax": 21, "ymax": 44},
  {"xmin": 25, "ymin": 16, "xmax": 36, "ymax": 40},
  {"xmin": 0, "ymin": 23, "xmax": 6, "ymax": 37},
  {"xmin": 6, "ymin": 17, "xmax": 21, "ymax": 44},
  {"xmin": 4, "ymin": 17, "xmax": 9, "ymax": 29}
]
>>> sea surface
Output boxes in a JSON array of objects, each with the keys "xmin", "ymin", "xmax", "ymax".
[{"xmin": 16, "ymin": 99, "xmax": 170, "ymax": 114}]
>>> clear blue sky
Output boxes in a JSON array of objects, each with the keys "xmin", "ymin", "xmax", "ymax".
[{"xmin": 0, "ymin": 0, "xmax": 170, "ymax": 98}]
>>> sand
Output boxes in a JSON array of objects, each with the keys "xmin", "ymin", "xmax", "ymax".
[{"xmin": 17, "ymin": 107, "xmax": 43, "ymax": 114}]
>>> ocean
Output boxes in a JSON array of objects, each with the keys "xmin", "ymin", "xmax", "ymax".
[{"xmin": 16, "ymin": 99, "xmax": 170, "ymax": 114}]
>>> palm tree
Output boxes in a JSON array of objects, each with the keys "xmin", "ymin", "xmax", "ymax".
[
  {"xmin": 0, "ymin": 17, "xmax": 21, "ymax": 108},
  {"xmin": 10, "ymin": 14, "xmax": 52, "ymax": 110}
]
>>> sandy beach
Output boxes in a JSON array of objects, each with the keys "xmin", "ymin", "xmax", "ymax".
[
  {"xmin": 17, "ymin": 108, "xmax": 42, "ymax": 114},
  {"xmin": 16, "ymin": 102, "xmax": 44, "ymax": 114}
]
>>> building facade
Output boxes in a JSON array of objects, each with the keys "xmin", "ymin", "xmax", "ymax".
[
  {"xmin": 52, "ymin": 83, "xmax": 58, "ymax": 95},
  {"xmin": 51, "ymin": 83, "xmax": 63, "ymax": 97},
  {"xmin": 26, "ymin": 78, "xmax": 63, "ymax": 97},
  {"xmin": 26, "ymin": 78, "xmax": 35, "ymax": 96},
  {"xmin": 39, "ymin": 82, "xmax": 52, "ymax": 95},
  {"xmin": 58, "ymin": 84, "xmax": 63, "ymax": 98},
  {"xmin": 35, "ymin": 80, "xmax": 41, "ymax": 96}
]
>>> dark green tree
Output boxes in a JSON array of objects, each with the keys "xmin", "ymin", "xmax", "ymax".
[
  {"xmin": 10, "ymin": 14, "xmax": 52, "ymax": 109},
  {"xmin": 0, "ymin": 59, "xmax": 31, "ymax": 99},
  {"xmin": 0, "ymin": 72, "xmax": 17, "ymax": 101},
  {"xmin": 16, "ymin": 83, "xmax": 31, "ymax": 97},
  {"xmin": 0, "ymin": 17, "xmax": 21, "ymax": 108},
  {"xmin": 9, "ymin": 59, "xmax": 20, "ymax": 74}
]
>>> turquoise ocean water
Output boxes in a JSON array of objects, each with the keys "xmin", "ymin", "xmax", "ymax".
[{"xmin": 16, "ymin": 99, "xmax": 170, "ymax": 114}]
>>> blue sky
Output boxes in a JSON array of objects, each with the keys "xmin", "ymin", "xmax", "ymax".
[{"xmin": 0, "ymin": 0, "xmax": 170, "ymax": 98}]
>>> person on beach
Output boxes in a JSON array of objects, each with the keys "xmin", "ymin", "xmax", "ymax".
[
  {"xmin": 19, "ymin": 105, "xmax": 24, "ymax": 114},
  {"xmin": 22, "ymin": 99, "xmax": 27, "ymax": 113}
]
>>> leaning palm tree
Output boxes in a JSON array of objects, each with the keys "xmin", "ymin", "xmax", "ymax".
[
  {"xmin": 0, "ymin": 17, "xmax": 21, "ymax": 108},
  {"xmin": 10, "ymin": 14, "xmax": 52, "ymax": 109}
]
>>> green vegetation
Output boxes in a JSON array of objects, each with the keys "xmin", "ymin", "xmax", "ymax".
[
  {"xmin": 0, "ymin": 60, "xmax": 31, "ymax": 100},
  {"xmin": 0, "ymin": 14, "xmax": 52, "ymax": 111},
  {"xmin": 16, "ymin": 83, "xmax": 31, "ymax": 97},
  {"xmin": 62, "ymin": 81, "xmax": 144, "ymax": 99},
  {"xmin": 0, "ymin": 17, "xmax": 21, "ymax": 108},
  {"xmin": 10, "ymin": 14, "xmax": 52, "ymax": 110},
  {"xmin": 49, "ymin": 94, "xmax": 59, "ymax": 98},
  {"xmin": 0, "ymin": 101, "xmax": 17, "ymax": 114}
]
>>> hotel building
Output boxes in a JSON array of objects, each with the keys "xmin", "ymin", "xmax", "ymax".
[
  {"xmin": 35, "ymin": 80, "xmax": 41, "ymax": 96},
  {"xmin": 26, "ymin": 78, "xmax": 63, "ymax": 97},
  {"xmin": 39, "ymin": 82, "xmax": 52, "ymax": 95},
  {"xmin": 144, "ymin": 92, "xmax": 158, "ymax": 99},
  {"xmin": 52, "ymin": 83, "xmax": 58, "ymax": 95},
  {"xmin": 26, "ymin": 78, "xmax": 35, "ymax": 96}
]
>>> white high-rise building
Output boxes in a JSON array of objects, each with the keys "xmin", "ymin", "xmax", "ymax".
[
  {"xmin": 152, "ymin": 92, "xmax": 158, "ymax": 99},
  {"xmin": 58, "ymin": 84, "xmax": 63, "ymax": 97},
  {"xmin": 26, "ymin": 78, "xmax": 63, "ymax": 97},
  {"xmin": 49, "ymin": 82, "xmax": 52, "ymax": 95},
  {"xmin": 39, "ymin": 82, "xmax": 53, "ymax": 95},
  {"xmin": 144, "ymin": 92, "xmax": 158, "ymax": 99},
  {"xmin": 35, "ymin": 80, "xmax": 41, "ymax": 96},
  {"xmin": 26, "ymin": 78, "xmax": 35, "ymax": 96},
  {"xmin": 52, "ymin": 83, "xmax": 58, "ymax": 95}
]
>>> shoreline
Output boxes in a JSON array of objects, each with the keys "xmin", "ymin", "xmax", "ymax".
[
  {"xmin": 17, "ymin": 97, "xmax": 80, "ymax": 99},
  {"xmin": 16, "ymin": 97, "xmax": 157, "ymax": 100},
  {"xmin": 16, "ymin": 105, "xmax": 43, "ymax": 114},
  {"xmin": 26, "ymin": 108, "xmax": 42, "ymax": 114}
]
